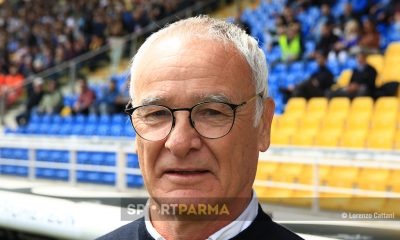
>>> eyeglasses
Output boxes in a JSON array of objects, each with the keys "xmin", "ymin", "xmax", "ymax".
[{"xmin": 124, "ymin": 93, "xmax": 263, "ymax": 141}]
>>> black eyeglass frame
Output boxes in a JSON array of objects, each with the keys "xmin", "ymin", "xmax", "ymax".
[{"xmin": 124, "ymin": 93, "xmax": 263, "ymax": 141}]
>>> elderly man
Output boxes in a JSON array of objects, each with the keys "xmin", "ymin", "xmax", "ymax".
[{"xmin": 98, "ymin": 16, "xmax": 303, "ymax": 240}]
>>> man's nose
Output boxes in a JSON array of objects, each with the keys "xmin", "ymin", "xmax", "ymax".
[{"xmin": 164, "ymin": 111, "xmax": 201, "ymax": 158}]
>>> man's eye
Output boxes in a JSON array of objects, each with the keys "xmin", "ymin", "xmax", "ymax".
[
  {"xmin": 197, "ymin": 108, "xmax": 225, "ymax": 117},
  {"xmin": 145, "ymin": 110, "xmax": 170, "ymax": 118}
]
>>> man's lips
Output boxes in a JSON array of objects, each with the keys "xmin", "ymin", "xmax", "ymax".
[{"xmin": 164, "ymin": 169, "xmax": 210, "ymax": 175}]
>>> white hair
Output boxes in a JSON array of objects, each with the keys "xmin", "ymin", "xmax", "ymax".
[{"xmin": 130, "ymin": 15, "xmax": 268, "ymax": 126}]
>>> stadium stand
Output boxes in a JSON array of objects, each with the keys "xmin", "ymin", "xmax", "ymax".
[{"xmin": 1, "ymin": 0, "xmax": 400, "ymax": 239}]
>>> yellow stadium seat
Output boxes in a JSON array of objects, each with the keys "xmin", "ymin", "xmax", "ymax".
[
  {"xmin": 321, "ymin": 115, "xmax": 346, "ymax": 132},
  {"xmin": 351, "ymin": 97, "xmax": 374, "ymax": 114},
  {"xmin": 319, "ymin": 192, "xmax": 353, "ymax": 211},
  {"xmin": 307, "ymin": 97, "xmax": 328, "ymax": 118},
  {"xmin": 324, "ymin": 166, "xmax": 359, "ymax": 188},
  {"xmin": 395, "ymin": 131, "xmax": 400, "ymax": 149},
  {"xmin": 370, "ymin": 113, "xmax": 397, "ymax": 132},
  {"xmin": 385, "ymin": 42, "xmax": 400, "ymax": 57},
  {"xmin": 284, "ymin": 97, "xmax": 306, "ymax": 118},
  {"xmin": 388, "ymin": 170, "xmax": 400, "ymax": 192},
  {"xmin": 383, "ymin": 198, "xmax": 400, "ymax": 216},
  {"xmin": 291, "ymin": 130, "xmax": 315, "ymax": 146},
  {"xmin": 367, "ymin": 54, "xmax": 384, "ymax": 74},
  {"xmin": 366, "ymin": 130, "xmax": 395, "ymax": 150},
  {"xmin": 314, "ymin": 129, "xmax": 341, "ymax": 147},
  {"xmin": 345, "ymin": 112, "xmax": 370, "ymax": 131},
  {"xmin": 298, "ymin": 165, "xmax": 331, "ymax": 185},
  {"xmin": 335, "ymin": 70, "xmax": 353, "ymax": 88},
  {"xmin": 357, "ymin": 168, "xmax": 390, "ymax": 191},
  {"xmin": 262, "ymin": 187, "xmax": 293, "ymax": 204},
  {"xmin": 340, "ymin": 129, "xmax": 367, "ymax": 148},
  {"xmin": 284, "ymin": 190, "xmax": 313, "ymax": 207},
  {"xmin": 273, "ymin": 163, "xmax": 304, "ymax": 183},
  {"xmin": 374, "ymin": 97, "xmax": 399, "ymax": 114},
  {"xmin": 381, "ymin": 64, "xmax": 400, "ymax": 82},
  {"xmin": 277, "ymin": 114, "xmax": 299, "ymax": 135},
  {"xmin": 271, "ymin": 131, "xmax": 291, "ymax": 145},
  {"xmin": 254, "ymin": 185, "xmax": 268, "ymax": 199},
  {"xmin": 256, "ymin": 161, "xmax": 279, "ymax": 181},
  {"xmin": 327, "ymin": 97, "xmax": 350, "ymax": 119},
  {"xmin": 271, "ymin": 115, "xmax": 279, "ymax": 132},
  {"xmin": 345, "ymin": 197, "xmax": 386, "ymax": 213}
]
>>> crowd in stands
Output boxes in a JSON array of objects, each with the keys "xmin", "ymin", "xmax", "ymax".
[
  {"xmin": 0, "ymin": 0, "xmax": 197, "ymax": 107},
  {"xmin": 238, "ymin": 0, "xmax": 400, "ymax": 105}
]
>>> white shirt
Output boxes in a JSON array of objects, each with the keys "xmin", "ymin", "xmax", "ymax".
[{"xmin": 144, "ymin": 192, "xmax": 259, "ymax": 240}]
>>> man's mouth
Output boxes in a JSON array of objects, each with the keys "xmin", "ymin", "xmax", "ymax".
[{"xmin": 165, "ymin": 170, "xmax": 209, "ymax": 175}]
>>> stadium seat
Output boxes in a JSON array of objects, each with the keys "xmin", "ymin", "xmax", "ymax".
[
  {"xmin": 350, "ymin": 97, "xmax": 374, "ymax": 114},
  {"xmin": 345, "ymin": 197, "xmax": 386, "ymax": 213},
  {"xmin": 371, "ymin": 113, "xmax": 397, "ymax": 132},
  {"xmin": 306, "ymin": 97, "xmax": 328, "ymax": 118},
  {"xmin": 374, "ymin": 97, "xmax": 399, "ymax": 114},
  {"xmin": 323, "ymin": 166, "xmax": 359, "ymax": 188},
  {"xmin": 276, "ymin": 114, "xmax": 299, "ymax": 136},
  {"xmin": 271, "ymin": 131, "xmax": 291, "ymax": 145},
  {"xmin": 261, "ymin": 187, "xmax": 293, "ymax": 204},
  {"xmin": 366, "ymin": 130, "xmax": 395, "ymax": 150},
  {"xmin": 380, "ymin": 64, "xmax": 400, "ymax": 83},
  {"xmin": 327, "ymin": 97, "xmax": 350, "ymax": 120},
  {"xmin": 345, "ymin": 112, "xmax": 370, "ymax": 132},
  {"xmin": 273, "ymin": 163, "xmax": 304, "ymax": 183},
  {"xmin": 357, "ymin": 168, "xmax": 390, "ymax": 191},
  {"xmin": 334, "ymin": 70, "xmax": 352, "ymax": 88},
  {"xmin": 319, "ymin": 193, "xmax": 353, "ymax": 211},
  {"xmin": 127, "ymin": 174, "xmax": 144, "ymax": 188},
  {"xmin": 297, "ymin": 165, "xmax": 331, "ymax": 185},
  {"xmin": 366, "ymin": 54, "xmax": 384, "ymax": 74},
  {"xmin": 314, "ymin": 129, "xmax": 341, "ymax": 147},
  {"xmin": 127, "ymin": 153, "xmax": 140, "ymax": 168},
  {"xmin": 101, "ymin": 172, "xmax": 116, "ymax": 184},
  {"xmin": 340, "ymin": 129, "xmax": 367, "ymax": 148},
  {"xmin": 284, "ymin": 97, "xmax": 306, "ymax": 118},
  {"xmin": 284, "ymin": 190, "xmax": 313, "ymax": 207},
  {"xmin": 256, "ymin": 161, "xmax": 279, "ymax": 181},
  {"xmin": 395, "ymin": 130, "xmax": 400, "ymax": 149},
  {"xmin": 291, "ymin": 129, "xmax": 315, "ymax": 146},
  {"xmin": 299, "ymin": 115, "xmax": 321, "ymax": 135},
  {"xmin": 385, "ymin": 42, "xmax": 400, "ymax": 58},
  {"xmin": 388, "ymin": 170, "xmax": 400, "ymax": 192}
]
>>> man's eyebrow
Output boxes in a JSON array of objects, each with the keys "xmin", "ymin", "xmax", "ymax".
[
  {"xmin": 139, "ymin": 96, "xmax": 165, "ymax": 105},
  {"xmin": 197, "ymin": 93, "xmax": 231, "ymax": 103}
]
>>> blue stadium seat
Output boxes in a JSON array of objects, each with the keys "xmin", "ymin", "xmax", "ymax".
[
  {"xmin": 91, "ymin": 152, "xmax": 105, "ymax": 165},
  {"xmin": 111, "ymin": 114, "xmax": 125, "ymax": 124},
  {"xmin": 101, "ymin": 172, "xmax": 116, "ymax": 184},
  {"xmin": 127, "ymin": 154, "xmax": 139, "ymax": 168},
  {"xmin": 36, "ymin": 149, "xmax": 50, "ymax": 161},
  {"xmin": 99, "ymin": 114, "xmax": 111, "ymax": 124},
  {"xmin": 77, "ymin": 151, "xmax": 90, "ymax": 164},
  {"xmin": 15, "ymin": 166, "xmax": 28, "ymax": 176},
  {"xmin": 26, "ymin": 123, "xmax": 39, "ymax": 134},
  {"xmin": 13, "ymin": 148, "xmax": 29, "ymax": 160},
  {"xmin": 50, "ymin": 150, "xmax": 69, "ymax": 163},
  {"xmin": 70, "ymin": 123, "xmax": 85, "ymax": 136},
  {"xmin": 86, "ymin": 171, "xmax": 102, "ymax": 183},
  {"xmin": 87, "ymin": 114, "xmax": 98, "ymax": 124},
  {"xmin": 127, "ymin": 174, "xmax": 144, "ymax": 188},
  {"xmin": 41, "ymin": 114, "xmax": 52, "ymax": 124},
  {"xmin": 52, "ymin": 115, "xmax": 63, "ymax": 124},
  {"xmin": 62, "ymin": 116, "xmax": 74, "ymax": 124},
  {"xmin": 110, "ymin": 124, "xmax": 123, "ymax": 136},
  {"xmin": 104, "ymin": 153, "xmax": 116, "ymax": 166},
  {"xmin": 59, "ymin": 123, "xmax": 73, "ymax": 135},
  {"xmin": 124, "ymin": 124, "xmax": 136, "ymax": 138},
  {"xmin": 82, "ymin": 124, "xmax": 97, "ymax": 136},
  {"xmin": 1, "ymin": 165, "xmax": 17, "ymax": 175},
  {"xmin": 74, "ymin": 114, "xmax": 86, "ymax": 124},
  {"xmin": 36, "ymin": 168, "xmax": 68, "ymax": 180},
  {"xmin": 96, "ymin": 124, "xmax": 110, "ymax": 136},
  {"xmin": 47, "ymin": 123, "xmax": 60, "ymax": 135}
]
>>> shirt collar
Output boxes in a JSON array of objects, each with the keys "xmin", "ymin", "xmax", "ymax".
[{"xmin": 144, "ymin": 191, "xmax": 258, "ymax": 240}]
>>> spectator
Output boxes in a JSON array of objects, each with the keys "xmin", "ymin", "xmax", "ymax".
[
  {"xmin": 331, "ymin": 19, "xmax": 360, "ymax": 63},
  {"xmin": 280, "ymin": 51, "xmax": 334, "ymax": 100},
  {"xmin": 16, "ymin": 78, "xmax": 44, "ymax": 125},
  {"xmin": 278, "ymin": 22, "xmax": 303, "ymax": 62},
  {"xmin": 316, "ymin": 21, "xmax": 339, "ymax": 56},
  {"xmin": 73, "ymin": 76, "xmax": 96, "ymax": 115},
  {"xmin": 327, "ymin": 50, "xmax": 377, "ymax": 99},
  {"xmin": 359, "ymin": 18, "xmax": 381, "ymax": 53},
  {"xmin": 97, "ymin": 79, "xmax": 119, "ymax": 115},
  {"xmin": 37, "ymin": 80, "xmax": 63, "ymax": 115},
  {"xmin": 313, "ymin": 3, "xmax": 335, "ymax": 40}
]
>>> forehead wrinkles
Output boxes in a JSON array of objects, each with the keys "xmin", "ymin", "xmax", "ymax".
[{"xmin": 132, "ymin": 36, "xmax": 252, "ymax": 102}]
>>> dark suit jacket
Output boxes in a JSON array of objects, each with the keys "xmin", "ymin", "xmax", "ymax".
[{"xmin": 97, "ymin": 205, "xmax": 304, "ymax": 240}]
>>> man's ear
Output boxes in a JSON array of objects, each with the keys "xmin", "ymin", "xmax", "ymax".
[{"xmin": 258, "ymin": 97, "xmax": 275, "ymax": 152}]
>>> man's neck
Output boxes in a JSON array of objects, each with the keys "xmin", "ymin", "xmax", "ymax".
[{"xmin": 149, "ymin": 195, "xmax": 252, "ymax": 240}]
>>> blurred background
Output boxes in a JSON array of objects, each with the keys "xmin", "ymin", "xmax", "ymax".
[{"xmin": 0, "ymin": 0, "xmax": 399, "ymax": 239}]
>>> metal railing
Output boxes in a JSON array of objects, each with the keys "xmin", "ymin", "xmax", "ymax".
[{"xmin": 0, "ymin": 0, "xmax": 227, "ymax": 125}]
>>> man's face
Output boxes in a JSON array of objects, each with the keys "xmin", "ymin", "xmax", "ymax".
[{"xmin": 132, "ymin": 36, "xmax": 273, "ymax": 201}]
